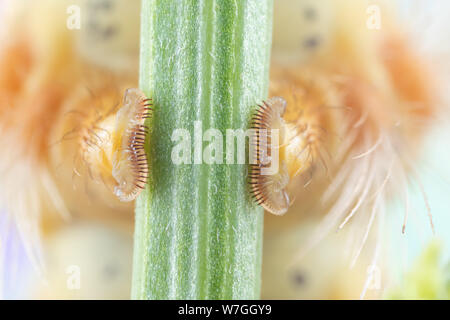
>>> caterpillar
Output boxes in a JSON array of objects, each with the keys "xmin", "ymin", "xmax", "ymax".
[
  {"xmin": 249, "ymin": 72, "xmax": 340, "ymax": 216},
  {"xmin": 259, "ymin": 0, "xmax": 447, "ymax": 300},
  {"xmin": 77, "ymin": 88, "xmax": 151, "ymax": 202}
]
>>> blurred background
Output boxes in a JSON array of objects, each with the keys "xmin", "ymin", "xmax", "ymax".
[{"xmin": 0, "ymin": 0, "xmax": 449, "ymax": 299}]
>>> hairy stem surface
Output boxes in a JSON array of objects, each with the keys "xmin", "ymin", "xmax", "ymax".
[{"xmin": 132, "ymin": 0, "xmax": 273, "ymax": 299}]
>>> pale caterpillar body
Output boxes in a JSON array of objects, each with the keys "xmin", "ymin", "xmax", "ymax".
[
  {"xmin": 259, "ymin": 0, "xmax": 448, "ymax": 298},
  {"xmin": 0, "ymin": 0, "xmax": 144, "ymax": 286}
]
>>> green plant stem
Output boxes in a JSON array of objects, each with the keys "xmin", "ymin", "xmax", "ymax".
[{"xmin": 132, "ymin": 0, "xmax": 273, "ymax": 299}]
